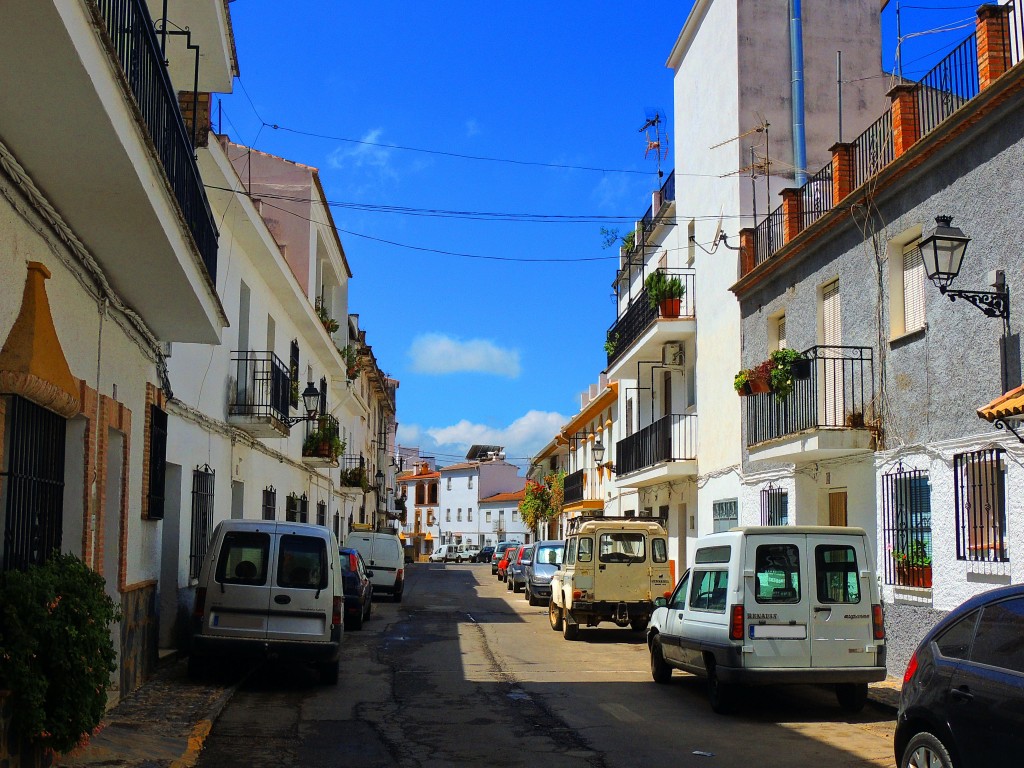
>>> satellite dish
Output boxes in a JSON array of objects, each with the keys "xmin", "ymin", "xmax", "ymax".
[{"xmin": 711, "ymin": 209, "xmax": 724, "ymax": 249}]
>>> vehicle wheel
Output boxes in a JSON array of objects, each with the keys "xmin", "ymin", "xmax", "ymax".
[
  {"xmin": 506, "ymin": 575, "xmax": 514, "ymax": 591},
  {"xmin": 650, "ymin": 637, "xmax": 672, "ymax": 684},
  {"xmin": 836, "ymin": 682, "xmax": 868, "ymax": 713},
  {"xmin": 707, "ymin": 659, "xmax": 736, "ymax": 714},
  {"xmin": 345, "ymin": 607, "xmax": 363, "ymax": 631},
  {"xmin": 562, "ymin": 613, "xmax": 579, "ymax": 641},
  {"xmin": 548, "ymin": 600, "xmax": 563, "ymax": 631},
  {"xmin": 630, "ymin": 618, "xmax": 647, "ymax": 632},
  {"xmin": 525, "ymin": 584, "xmax": 537, "ymax": 605},
  {"xmin": 901, "ymin": 732, "xmax": 954, "ymax": 768},
  {"xmin": 513, "ymin": 578, "xmax": 522, "ymax": 593},
  {"xmin": 393, "ymin": 587, "xmax": 403, "ymax": 603},
  {"xmin": 318, "ymin": 659, "xmax": 339, "ymax": 685}
]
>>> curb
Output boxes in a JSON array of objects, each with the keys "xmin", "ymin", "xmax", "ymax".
[{"xmin": 168, "ymin": 671, "xmax": 247, "ymax": 768}]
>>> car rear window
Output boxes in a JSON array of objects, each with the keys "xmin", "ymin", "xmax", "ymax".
[
  {"xmin": 935, "ymin": 609, "xmax": 979, "ymax": 660},
  {"xmin": 217, "ymin": 531, "xmax": 270, "ymax": 585},
  {"xmin": 278, "ymin": 534, "xmax": 328, "ymax": 589},
  {"xmin": 754, "ymin": 544, "xmax": 801, "ymax": 603},
  {"xmin": 815, "ymin": 545, "xmax": 860, "ymax": 604},
  {"xmin": 599, "ymin": 533, "xmax": 646, "ymax": 563},
  {"xmin": 972, "ymin": 598, "xmax": 1024, "ymax": 674}
]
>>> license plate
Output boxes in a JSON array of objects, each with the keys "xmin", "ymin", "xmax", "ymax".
[{"xmin": 750, "ymin": 624, "xmax": 807, "ymax": 639}]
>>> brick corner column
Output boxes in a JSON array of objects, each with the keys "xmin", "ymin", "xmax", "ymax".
[
  {"xmin": 828, "ymin": 141, "xmax": 856, "ymax": 203},
  {"xmin": 780, "ymin": 187, "xmax": 804, "ymax": 244},
  {"xmin": 886, "ymin": 83, "xmax": 921, "ymax": 159},
  {"xmin": 977, "ymin": 4, "xmax": 1012, "ymax": 90},
  {"xmin": 739, "ymin": 227, "xmax": 756, "ymax": 277}
]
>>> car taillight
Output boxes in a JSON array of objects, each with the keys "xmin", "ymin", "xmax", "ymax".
[
  {"xmin": 193, "ymin": 587, "xmax": 207, "ymax": 621},
  {"xmin": 349, "ymin": 554, "xmax": 360, "ymax": 572},
  {"xmin": 729, "ymin": 604, "xmax": 744, "ymax": 641},
  {"xmin": 872, "ymin": 604, "xmax": 885, "ymax": 640},
  {"xmin": 397, "ymin": 568, "xmax": 404, "ymax": 581},
  {"xmin": 332, "ymin": 596, "xmax": 343, "ymax": 627},
  {"xmin": 903, "ymin": 650, "xmax": 919, "ymax": 685},
  {"xmin": 573, "ymin": 589, "xmax": 583, "ymax": 600}
]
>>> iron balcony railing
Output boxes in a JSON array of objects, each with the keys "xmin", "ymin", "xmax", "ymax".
[
  {"xmin": 917, "ymin": 32, "xmax": 979, "ymax": 138},
  {"xmin": 745, "ymin": 346, "xmax": 874, "ymax": 447},
  {"xmin": 615, "ymin": 413, "xmax": 697, "ymax": 476},
  {"xmin": 606, "ymin": 269, "xmax": 695, "ymax": 366},
  {"xmin": 563, "ymin": 469, "xmax": 585, "ymax": 505},
  {"xmin": 229, "ymin": 351, "xmax": 290, "ymax": 423},
  {"xmin": 1010, "ymin": 1, "xmax": 1023, "ymax": 68},
  {"xmin": 754, "ymin": 207, "xmax": 784, "ymax": 269},
  {"xmin": 801, "ymin": 160, "xmax": 833, "ymax": 231},
  {"xmin": 94, "ymin": 0, "xmax": 219, "ymax": 281},
  {"xmin": 303, "ymin": 414, "xmax": 341, "ymax": 460},
  {"xmin": 853, "ymin": 111, "xmax": 894, "ymax": 190}
]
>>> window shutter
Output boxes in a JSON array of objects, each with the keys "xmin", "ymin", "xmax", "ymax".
[
  {"xmin": 822, "ymin": 281, "xmax": 841, "ymax": 346},
  {"xmin": 903, "ymin": 246, "xmax": 926, "ymax": 332},
  {"xmin": 289, "ymin": 340, "xmax": 300, "ymax": 408},
  {"xmin": 147, "ymin": 404, "xmax": 168, "ymax": 520},
  {"xmin": 777, "ymin": 315, "xmax": 787, "ymax": 350}
]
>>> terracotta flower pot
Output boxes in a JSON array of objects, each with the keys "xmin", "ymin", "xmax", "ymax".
[
  {"xmin": 736, "ymin": 382, "xmax": 752, "ymax": 396},
  {"xmin": 896, "ymin": 564, "xmax": 932, "ymax": 588},
  {"xmin": 749, "ymin": 379, "xmax": 771, "ymax": 394},
  {"xmin": 659, "ymin": 298, "xmax": 681, "ymax": 318}
]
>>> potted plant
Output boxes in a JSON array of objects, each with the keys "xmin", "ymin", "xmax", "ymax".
[
  {"xmin": 604, "ymin": 332, "xmax": 619, "ymax": 356},
  {"xmin": 338, "ymin": 344, "xmax": 360, "ymax": 380},
  {"xmin": 645, "ymin": 271, "xmax": 686, "ymax": 318},
  {"xmin": 768, "ymin": 347, "xmax": 809, "ymax": 400},
  {"xmin": 893, "ymin": 540, "xmax": 932, "ymax": 588},
  {"xmin": 315, "ymin": 297, "xmax": 339, "ymax": 335},
  {"xmin": 748, "ymin": 360, "xmax": 773, "ymax": 394},
  {"xmin": 734, "ymin": 369, "xmax": 752, "ymax": 396}
]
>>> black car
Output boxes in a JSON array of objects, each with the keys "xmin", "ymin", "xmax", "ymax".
[
  {"xmin": 339, "ymin": 547, "xmax": 373, "ymax": 631},
  {"xmin": 477, "ymin": 546, "xmax": 495, "ymax": 564},
  {"xmin": 894, "ymin": 583, "xmax": 1024, "ymax": 768}
]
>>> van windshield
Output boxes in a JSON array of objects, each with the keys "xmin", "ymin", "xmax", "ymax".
[
  {"xmin": 599, "ymin": 532, "xmax": 645, "ymax": 563},
  {"xmin": 535, "ymin": 545, "xmax": 563, "ymax": 565},
  {"xmin": 278, "ymin": 535, "xmax": 328, "ymax": 590},
  {"xmin": 754, "ymin": 544, "xmax": 801, "ymax": 603}
]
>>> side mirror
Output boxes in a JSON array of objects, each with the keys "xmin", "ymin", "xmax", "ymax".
[{"xmin": 654, "ymin": 597, "xmax": 668, "ymax": 608}]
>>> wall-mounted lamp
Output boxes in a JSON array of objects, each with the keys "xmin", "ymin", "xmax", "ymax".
[
  {"xmin": 282, "ymin": 382, "xmax": 322, "ymax": 426},
  {"xmin": 920, "ymin": 216, "xmax": 1008, "ymax": 322}
]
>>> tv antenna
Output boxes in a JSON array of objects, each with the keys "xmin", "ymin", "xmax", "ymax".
[{"xmin": 640, "ymin": 108, "xmax": 669, "ymax": 180}]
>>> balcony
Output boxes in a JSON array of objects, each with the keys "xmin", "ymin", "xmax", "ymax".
[
  {"xmin": 0, "ymin": 0, "xmax": 225, "ymax": 343},
  {"xmin": 746, "ymin": 346, "xmax": 875, "ymax": 462},
  {"xmin": 563, "ymin": 468, "xmax": 604, "ymax": 512},
  {"xmin": 227, "ymin": 352, "xmax": 290, "ymax": 437},
  {"xmin": 301, "ymin": 414, "xmax": 341, "ymax": 468},
  {"xmin": 338, "ymin": 456, "xmax": 368, "ymax": 491},
  {"xmin": 614, "ymin": 414, "xmax": 698, "ymax": 488},
  {"xmin": 606, "ymin": 269, "xmax": 696, "ymax": 372}
]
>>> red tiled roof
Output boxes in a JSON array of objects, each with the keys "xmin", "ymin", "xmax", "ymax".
[{"xmin": 481, "ymin": 488, "xmax": 526, "ymax": 503}]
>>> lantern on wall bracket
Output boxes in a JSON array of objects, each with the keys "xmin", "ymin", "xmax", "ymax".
[
  {"xmin": 920, "ymin": 215, "xmax": 1008, "ymax": 323},
  {"xmin": 282, "ymin": 381, "xmax": 322, "ymax": 426}
]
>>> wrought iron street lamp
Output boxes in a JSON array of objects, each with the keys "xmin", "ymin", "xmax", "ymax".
[
  {"xmin": 592, "ymin": 438, "xmax": 605, "ymax": 465},
  {"xmin": 282, "ymin": 381, "xmax": 322, "ymax": 426},
  {"xmin": 920, "ymin": 215, "xmax": 1008, "ymax": 321}
]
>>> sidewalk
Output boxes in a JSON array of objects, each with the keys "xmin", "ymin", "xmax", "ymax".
[
  {"xmin": 56, "ymin": 655, "xmax": 241, "ymax": 768},
  {"xmin": 867, "ymin": 675, "xmax": 903, "ymax": 711}
]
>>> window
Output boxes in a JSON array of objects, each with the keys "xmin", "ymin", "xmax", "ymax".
[
  {"xmin": 882, "ymin": 464, "xmax": 932, "ymax": 586},
  {"xmin": 815, "ymin": 545, "xmax": 860, "ymax": 604},
  {"xmin": 599, "ymin": 533, "xmax": 646, "ymax": 563},
  {"xmin": 902, "ymin": 245, "xmax": 926, "ymax": 333},
  {"xmin": 147, "ymin": 403, "xmax": 168, "ymax": 520},
  {"xmin": 821, "ymin": 280, "xmax": 841, "ymax": 345},
  {"xmin": 446, "ymin": 509, "xmax": 451, "ymax": 523},
  {"xmin": 0, "ymin": 396, "xmax": 66, "ymax": 570},
  {"xmin": 216, "ymin": 531, "xmax": 269, "ymax": 585},
  {"xmin": 935, "ymin": 610, "xmax": 979, "ymax": 660},
  {"xmin": 954, "ymin": 448, "xmax": 1008, "ymax": 562},
  {"xmin": 566, "ymin": 538, "xmax": 577, "ymax": 565},
  {"xmin": 754, "ymin": 544, "xmax": 801, "ymax": 603},
  {"xmin": 777, "ymin": 314, "xmax": 787, "ymax": 350},
  {"xmin": 447, "ymin": 477, "xmax": 451, "ymax": 490},
  {"xmin": 690, "ymin": 570, "xmax": 729, "ymax": 612},
  {"xmin": 712, "ymin": 499, "xmax": 738, "ymax": 533},
  {"xmin": 286, "ymin": 493, "xmax": 308, "ymax": 523},
  {"xmin": 262, "ymin": 486, "xmax": 276, "ymax": 521},
  {"xmin": 317, "ymin": 500, "xmax": 326, "ymax": 527},
  {"xmin": 695, "ymin": 546, "xmax": 731, "ymax": 564},
  {"xmin": 577, "ymin": 537, "xmax": 593, "ymax": 562},
  {"xmin": 652, "ymin": 538, "xmax": 668, "ymax": 563},
  {"xmin": 535, "ymin": 544, "xmax": 563, "ymax": 565},
  {"xmin": 973, "ymin": 598, "xmax": 1024, "ymax": 674},
  {"xmin": 427, "ymin": 482, "xmax": 438, "ymax": 505},
  {"xmin": 486, "ymin": 510, "xmax": 492, "ymax": 523},
  {"xmin": 468, "ymin": 475, "xmax": 473, "ymax": 489},
  {"xmin": 468, "ymin": 508, "xmax": 473, "ymax": 522},
  {"xmin": 760, "ymin": 486, "xmax": 788, "ymax": 526},
  {"xmin": 457, "ymin": 508, "xmax": 462, "ymax": 522},
  {"xmin": 277, "ymin": 534, "xmax": 327, "ymax": 589},
  {"xmin": 289, "ymin": 339, "xmax": 300, "ymax": 409},
  {"xmin": 189, "ymin": 465, "xmax": 215, "ymax": 579},
  {"xmin": 512, "ymin": 509, "xmax": 518, "ymax": 521},
  {"xmin": 668, "ymin": 570, "xmax": 690, "ymax": 609}
]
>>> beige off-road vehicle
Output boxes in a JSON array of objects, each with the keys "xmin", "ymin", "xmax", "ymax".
[{"xmin": 548, "ymin": 516, "xmax": 673, "ymax": 640}]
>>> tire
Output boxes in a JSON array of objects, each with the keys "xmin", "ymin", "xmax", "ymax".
[
  {"xmin": 707, "ymin": 659, "xmax": 737, "ymax": 714},
  {"xmin": 836, "ymin": 682, "xmax": 868, "ymax": 713},
  {"xmin": 318, "ymin": 659, "xmax": 339, "ymax": 685},
  {"xmin": 525, "ymin": 584, "xmax": 538, "ymax": 606},
  {"xmin": 650, "ymin": 637, "xmax": 672, "ymax": 684},
  {"xmin": 512, "ymin": 578, "xmax": 522, "ymax": 593},
  {"xmin": 393, "ymin": 587, "xmax": 403, "ymax": 603},
  {"xmin": 548, "ymin": 599, "xmax": 563, "ymax": 631},
  {"xmin": 630, "ymin": 618, "xmax": 648, "ymax": 632},
  {"xmin": 562, "ymin": 612, "xmax": 579, "ymax": 641},
  {"xmin": 506, "ymin": 575, "xmax": 514, "ymax": 591},
  {"xmin": 345, "ymin": 604, "xmax": 364, "ymax": 631},
  {"xmin": 900, "ymin": 732, "xmax": 954, "ymax": 768}
]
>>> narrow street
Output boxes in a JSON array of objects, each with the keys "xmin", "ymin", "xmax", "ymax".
[{"xmin": 195, "ymin": 563, "xmax": 896, "ymax": 768}]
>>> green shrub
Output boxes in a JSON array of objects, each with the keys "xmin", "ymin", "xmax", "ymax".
[{"xmin": 0, "ymin": 553, "xmax": 120, "ymax": 753}]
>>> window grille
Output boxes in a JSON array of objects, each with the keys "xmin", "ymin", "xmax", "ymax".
[
  {"xmin": 299, "ymin": 493, "xmax": 309, "ymax": 523},
  {"xmin": 189, "ymin": 465, "xmax": 215, "ymax": 579},
  {"xmin": 317, "ymin": 500, "xmax": 326, "ymax": 527},
  {"xmin": 262, "ymin": 486, "xmax": 276, "ymax": 521},
  {"xmin": 1, "ymin": 396, "xmax": 66, "ymax": 570},
  {"xmin": 286, "ymin": 493, "xmax": 309, "ymax": 523},
  {"xmin": 954, "ymin": 448, "xmax": 1008, "ymax": 562},
  {"xmin": 147, "ymin": 403, "xmax": 168, "ymax": 519},
  {"xmin": 712, "ymin": 499, "xmax": 738, "ymax": 533},
  {"xmin": 882, "ymin": 463, "xmax": 932, "ymax": 585},
  {"xmin": 760, "ymin": 486, "xmax": 788, "ymax": 526}
]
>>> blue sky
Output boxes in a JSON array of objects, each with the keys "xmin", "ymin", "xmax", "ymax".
[{"xmin": 217, "ymin": 1, "xmax": 986, "ymax": 469}]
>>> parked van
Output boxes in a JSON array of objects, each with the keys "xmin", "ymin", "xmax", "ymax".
[
  {"xmin": 428, "ymin": 544, "xmax": 457, "ymax": 563},
  {"xmin": 549, "ymin": 516, "xmax": 673, "ymax": 640},
  {"xmin": 344, "ymin": 531, "xmax": 404, "ymax": 601},
  {"xmin": 189, "ymin": 519, "xmax": 343, "ymax": 684},
  {"xmin": 647, "ymin": 526, "xmax": 886, "ymax": 713}
]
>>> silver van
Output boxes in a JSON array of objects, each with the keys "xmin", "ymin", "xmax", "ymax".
[
  {"xmin": 189, "ymin": 519, "xmax": 344, "ymax": 684},
  {"xmin": 648, "ymin": 526, "xmax": 886, "ymax": 713}
]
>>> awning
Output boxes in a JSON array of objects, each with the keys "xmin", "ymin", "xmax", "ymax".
[{"xmin": 977, "ymin": 383, "xmax": 1024, "ymax": 422}]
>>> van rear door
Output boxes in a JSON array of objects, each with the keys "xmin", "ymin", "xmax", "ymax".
[
  {"xmin": 809, "ymin": 536, "xmax": 874, "ymax": 667},
  {"xmin": 205, "ymin": 527, "xmax": 273, "ymax": 640},
  {"xmin": 267, "ymin": 529, "xmax": 332, "ymax": 644},
  {"xmin": 595, "ymin": 530, "xmax": 653, "ymax": 601},
  {"xmin": 744, "ymin": 534, "xmax": 811, "ymax": 668}
]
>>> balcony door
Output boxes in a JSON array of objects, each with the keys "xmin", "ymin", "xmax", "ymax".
[{"xmin": 820, "ymin": 281, "xmax": 843, "ymax": 426}]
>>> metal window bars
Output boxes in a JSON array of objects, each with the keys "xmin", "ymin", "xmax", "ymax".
[
  {"xmin": 881, "ymin": 464, "xmax": 932, "ymax": 586},
  {"xmin": 954, "ymin": 448, "xmax": 1008, "ymax": 562},
  {"xmin": 189, "ymin": 465, "xmax": 215, "ymax": 579}
]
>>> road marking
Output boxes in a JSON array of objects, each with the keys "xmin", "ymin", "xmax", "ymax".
[{"xmin": 599, "ymin": 702, "xmax": 643, "ymax": 723}]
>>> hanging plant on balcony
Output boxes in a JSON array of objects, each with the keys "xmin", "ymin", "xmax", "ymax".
[
  {"xmin": 303, "ymin": 429, "xmax": 345, "ymax": 460},
  {"xmin": 768, "ymin": 348, "xmax": 810, "ymax": 400},
  {"xmin": 734, "ymin": 369, "xmax": 752, "ymax": 396},
  {"xmin": 315, "ymin": 297, "xmax": 340, "ymax": 335},
  {"xmin": 604, "ymin": 331, "xmax": 619, "ymax": 356},
  {"xmin": 644, "ymin": 271, "xmax": 686, "ymax": 318},
  {"xmin": 338, "ymin": 344, "xmax": 361, "ymax": 380},
  {"xmin": 748, "ymin": 359, "xmax": 773, "ymax": 394}
]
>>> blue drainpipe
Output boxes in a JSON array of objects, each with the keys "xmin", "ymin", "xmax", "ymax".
[{"xmin": 790, "ymin": 0, "xmax": 807, "ymax": 187}]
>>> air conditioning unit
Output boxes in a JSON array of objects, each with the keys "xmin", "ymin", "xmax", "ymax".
[{"xmin": 662, "ymin": 342, "xmax": 684, "ymax": 368}]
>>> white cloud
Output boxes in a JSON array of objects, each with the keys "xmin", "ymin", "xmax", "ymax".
[
  {"xmin": 408, "ymin": 333, "xmax": 520, "ymax": 377},
  {"xmin": 326, "ymin": 128, "xmax": 397, "ymax": 182},
  {"xmin": 401, "ymin": 410, "xmax": 568, "ymax": 465},
  {"xmin": 396, "ymin": 424, "xmax": 422, "ymax": 445}
]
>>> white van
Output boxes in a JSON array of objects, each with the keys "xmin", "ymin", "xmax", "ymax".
[
  {"xmin": 344, "ymin": 531, "xmax": 404, "ymax": 601},
  {"xmin": 189, "ymin": 519, "xmax": 343, "ymax": 684},
  {"xmin": 647, "ymin": 526, "xmax": 886, "ymax": 713},
  {"xmin": 428, "ymin": 544, "xmax": 457, "ymax": 563}
]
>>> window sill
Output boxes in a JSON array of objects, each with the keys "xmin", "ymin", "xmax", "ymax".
[{"xmin": 889, "ymin": 325, "xmax": 926, "ymax": 347}]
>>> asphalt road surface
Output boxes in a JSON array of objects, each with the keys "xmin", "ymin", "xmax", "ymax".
[{"xmin": 195, "ymin": 563, "xmax": 896, "ymax": 768}]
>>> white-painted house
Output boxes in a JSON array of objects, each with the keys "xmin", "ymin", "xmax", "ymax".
[{"xmin": 438, "ymin": 449, "xmax": 524, "ymax": 548}]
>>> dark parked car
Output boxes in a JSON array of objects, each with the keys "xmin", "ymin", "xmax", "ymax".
[
  {"xmin": 492, "ymin": 541, "xmax": 513, "ymax": 576},
  {"xmin": 477, "ymin": 546, "xmax": 495, "ymax": 563},
  {"xmin": 506, "ymin": 544, "xmax": 532, "ymax": 593},
  {"xmin": 339, "ymin": 547, "xmax": 373, "ymax": 631},
  {"xmin": 894, "ymin": 583, "xmax": 1024, "ymax": 768},
  {"xmin": 523, "ymin": 540, "xmax": 563, "ymax": 606}
]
